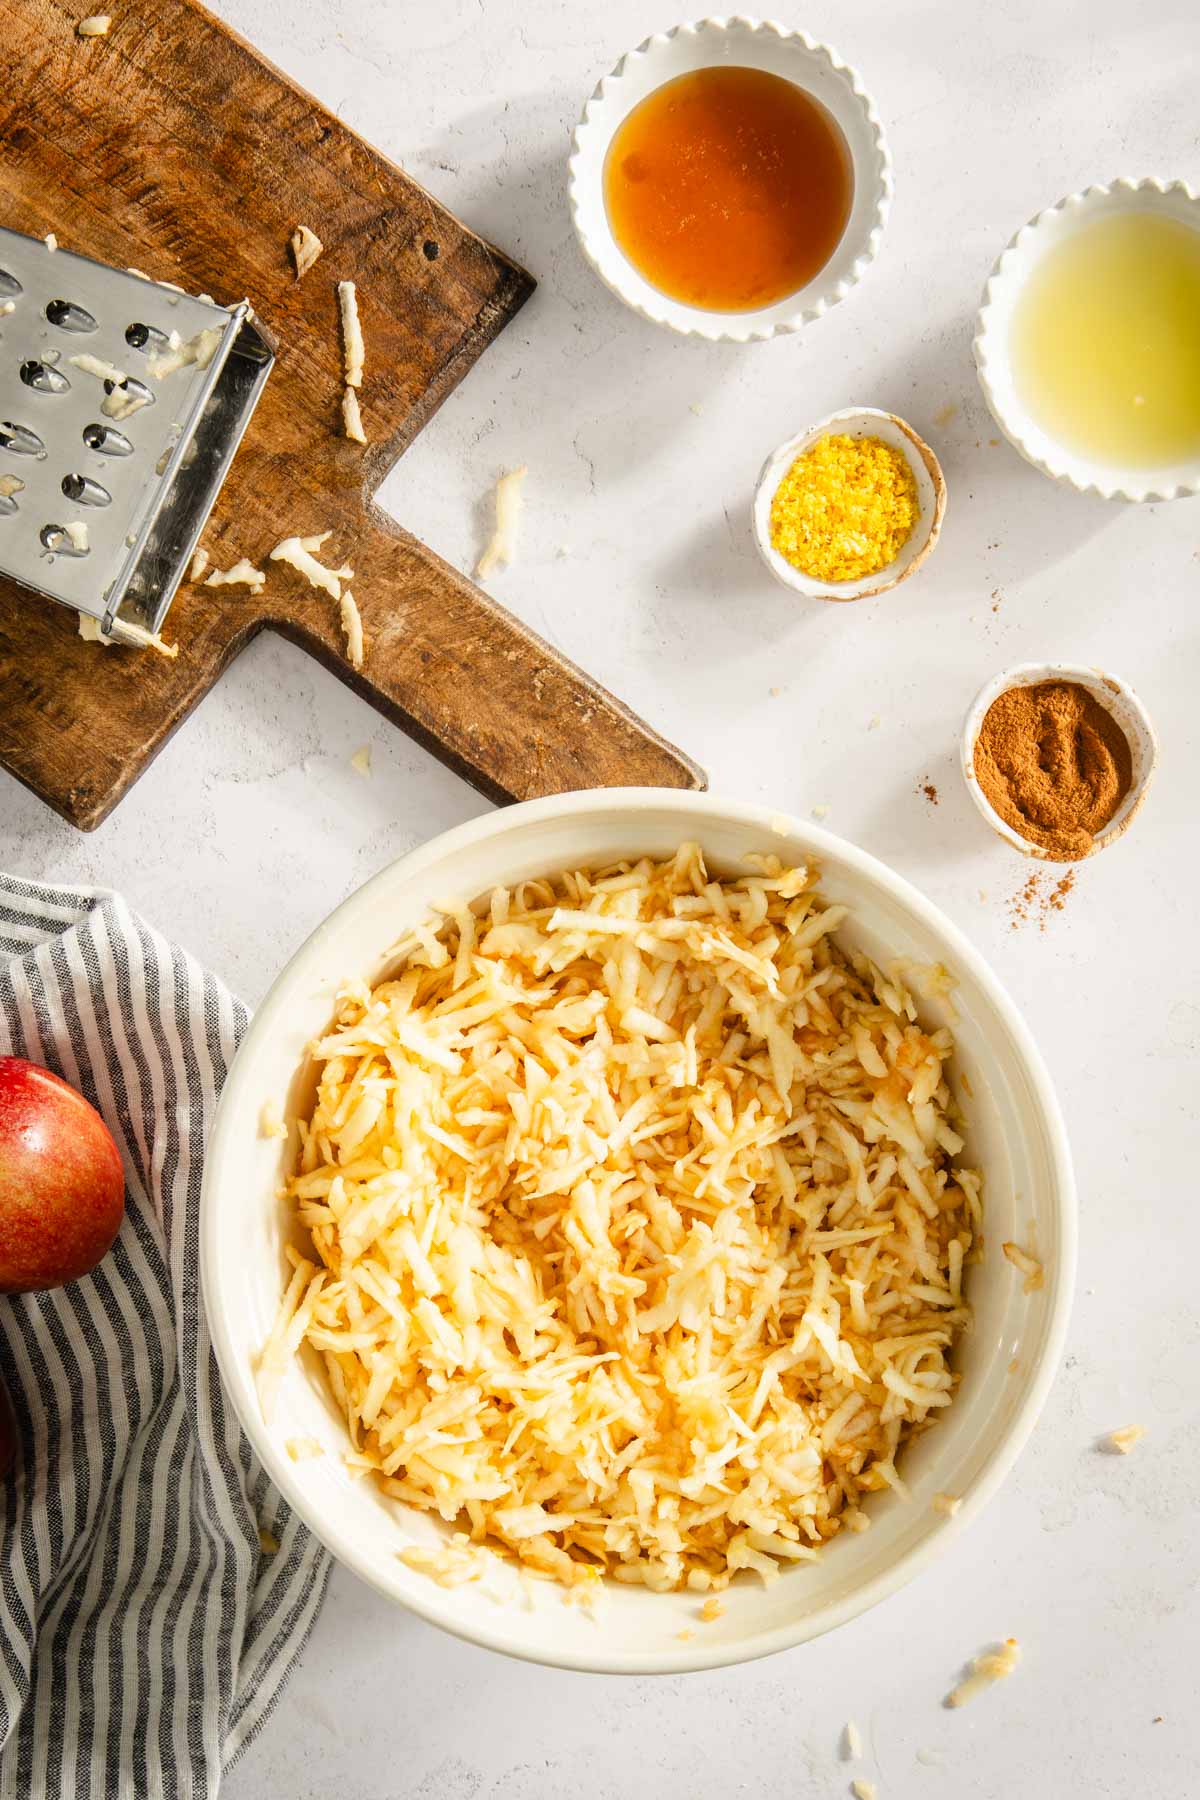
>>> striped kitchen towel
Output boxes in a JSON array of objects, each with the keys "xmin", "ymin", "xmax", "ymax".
[{"xmin": 0, "ymin": 874, "xmax": 330, "ymax": 1800}]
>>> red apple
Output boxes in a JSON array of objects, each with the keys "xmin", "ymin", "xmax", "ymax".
[
  {"xmin": 0, "ymin": 1057, "xmax": 125, "ymax": 1293},
  {"xmin": 0, "ymin": 1376, "xmax": 16, "ymax": 1476}
]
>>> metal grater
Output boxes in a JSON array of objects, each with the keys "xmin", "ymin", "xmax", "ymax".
[{"xmin": 0, "ymin": 226, "xmax": 274, "ymax": 645}]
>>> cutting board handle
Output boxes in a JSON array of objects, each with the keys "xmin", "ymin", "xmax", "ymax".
[{"xmin": 269, "ymin": 511, "xmax": 705, "ymax": 802}]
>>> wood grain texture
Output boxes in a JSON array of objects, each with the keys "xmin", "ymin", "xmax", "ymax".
[{"xmin": 0, "ymin": 0, "xmax": 705, "ymax": 829}]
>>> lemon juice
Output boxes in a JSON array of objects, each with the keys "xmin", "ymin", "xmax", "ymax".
[{"xmin": 1011, "ymin": 210, "xmax": 1200, "ymax": 468}]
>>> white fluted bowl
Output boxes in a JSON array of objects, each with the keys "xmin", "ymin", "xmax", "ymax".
[
  {"xmin": 975, "ymin": 178, "xmax": 1200, "ymax": 502},
  {"xmin": 568, "ymin": 18, "xmax": 892, "ymax": 342},
  {"xmin": 201, "ymin": 790, "xmax": 1074, "ymax": 1674}
]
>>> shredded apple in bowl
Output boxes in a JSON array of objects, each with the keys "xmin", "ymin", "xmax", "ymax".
[{"xmin": 260, "ymin": 845, "xmax": 979, "ymax": 1594}]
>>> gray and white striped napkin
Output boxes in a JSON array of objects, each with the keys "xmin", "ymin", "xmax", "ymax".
[{"xmin": 0, "ymin": 873, "xmax": 329, "ymax": 1800}]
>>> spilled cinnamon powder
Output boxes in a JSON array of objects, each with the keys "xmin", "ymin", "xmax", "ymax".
[
  {"xmin": 1008, "ymin": 868, "xmax": 1076, "ymax": 931},
  {"xmin": 974, "ymin": 680, "xmax": 1132, "ymax": 860}
]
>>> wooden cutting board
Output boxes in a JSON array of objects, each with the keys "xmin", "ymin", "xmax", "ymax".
[{"xmin": 0, "ymin": 0, "xmax": 704, "ymax": 830}]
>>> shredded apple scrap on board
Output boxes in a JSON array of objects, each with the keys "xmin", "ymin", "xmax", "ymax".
[
  {"xmin": 261, "ymin": 845, "xmax": 980, "ymax": 1592},
  {"xmin": 290, "ymin": 225, "xmax": 323, "ymax": 279}
]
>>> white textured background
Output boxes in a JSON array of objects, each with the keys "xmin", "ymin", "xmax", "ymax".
[{"xmin": 3, "ymin": 1, "xmax": 1199, "ymax": 1794}]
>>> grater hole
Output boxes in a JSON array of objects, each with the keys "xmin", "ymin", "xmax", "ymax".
[
  {"xmin": 41, "ymin": 523, "xmax": 90, "ymax": 556},
  {"xmin": 0, "ymin": 494, "xmax": 18, "ymax": 517},
  {"xmin": 0, "ymin": 420, "xmax": 46, "ymax": 456},
  {"xmin": 104, "ymin": 374, "xmax": 153, "ymax": 411},
  {"xmin": 20, "ymin": 359, "xmax": 71, "ymax": 395},
  {"xmin": 83, "ymin": 422, "xmax": 134, "ymax": 455},
  {"xmin": 62, "ymin": 472, "xmax": 112, "ymax": 506},
  {"xmin": 0, "ymin": 270, "xmax": 20, "ymax": 298},
  {"xmin": 46, "ymin": 298, "xmax": 98, "ymax": 333},
  {"xmin": 125, "ymin": 321, "xmax": 171, "ymax": 351}
]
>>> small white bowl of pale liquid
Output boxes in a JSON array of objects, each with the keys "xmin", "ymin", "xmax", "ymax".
[{"xmin": 975, "ymin": 178, "xmax": 1200, "ymax": 502}]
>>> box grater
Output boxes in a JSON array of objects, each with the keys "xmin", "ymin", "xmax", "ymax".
[{"xmin": 0, "ymin": 226, "xmax": 274, "ymax": 646}]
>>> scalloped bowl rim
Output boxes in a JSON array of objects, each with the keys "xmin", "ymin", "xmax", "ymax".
[
  {"xmin": 567, "ymin": 18, "xmax": 893, "ymax": 343},
  {"xmin": 974, "ymin": 177, "xmax": 1200, "ymax": 502}
]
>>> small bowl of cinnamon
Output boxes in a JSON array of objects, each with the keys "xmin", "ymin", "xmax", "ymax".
[{"xmin": 961, "ymin": 663, "xmax": 1158, "ymax": 862}]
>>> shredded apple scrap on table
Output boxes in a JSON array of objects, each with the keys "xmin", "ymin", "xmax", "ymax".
[
  {"xmin": 946, "ymin": 1637, "xmax": 1021, "ymax": 1707},
  {"xmin": 260, "ymin": 845, "xmax": 980, "ymax": 1592}
]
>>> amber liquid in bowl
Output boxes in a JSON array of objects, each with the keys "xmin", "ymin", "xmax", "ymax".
[{"xmin": 603, "ymin": 66, "xmax": 854, "ymax": 314}]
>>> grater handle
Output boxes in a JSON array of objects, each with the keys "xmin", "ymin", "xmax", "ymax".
[{"xmin": 264, "ymin": 514, "xmax": 705, "ymax": 804}]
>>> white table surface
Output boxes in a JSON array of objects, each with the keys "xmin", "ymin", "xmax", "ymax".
[{"xmin": 4, "ymin": 0, "xmax": 1198, "ymax": 1793}]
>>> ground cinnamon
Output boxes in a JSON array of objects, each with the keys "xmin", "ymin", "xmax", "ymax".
[{"xmin": 974, "ymin": 680, "xmax": 1133, "ymax": 860}]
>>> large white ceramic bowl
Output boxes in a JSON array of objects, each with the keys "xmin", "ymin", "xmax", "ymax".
[
  {"xmin": 568, "ymin": 19, "xmax": 892, "ymax": 342},
  {"xmin": 201, "ymin": 790, "xmax": 1075, "ymax": 1675},
  {"xmin": 975, "ymin": 177, "xmax": 1200, "ymax": 502}
]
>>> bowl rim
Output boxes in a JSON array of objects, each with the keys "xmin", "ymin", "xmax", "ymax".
[
  {"xmin": 567, "ymin": 17, "xmax": 893, "ymax": 344},
  {"xmin": 973, "ymin": 176, "xmax": 1200, "ymax": 502},
  {"xmin": 751, "ymin": 407, "xmax": 947, "ymax": 599},
  {"xmin": 960, "ymin": 661, "xmax": 1160, "ymax": 859},
  {"xmin": 201, "ymin": 788, "xmax": 1077, "ymax": 1675}
]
